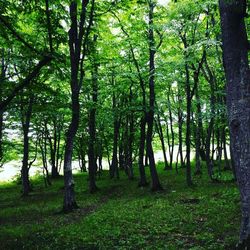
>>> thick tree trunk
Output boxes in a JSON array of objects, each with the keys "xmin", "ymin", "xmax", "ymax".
[
  {"xmin": 219, "ymin": 0, "xmax": 250, "ymax": 245},
  {"xmin": 0, "ymin": 111, "xmax": 3, "ymax": 164},
  {"xmin": 63, "ymin": 92, "xmax": 79, "ymax": 211},
  {"xmin": 63, "ymin": 0, "xmax": 94, "ymax": 212}
]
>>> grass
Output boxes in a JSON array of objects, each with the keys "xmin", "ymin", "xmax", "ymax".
[{"xmin": 0, "ymin": 163, "xmax": 241, "ymax": 249}]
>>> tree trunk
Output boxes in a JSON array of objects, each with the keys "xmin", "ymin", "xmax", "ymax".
[
  {"xmin": 155, "ymin": 113, "xmax": 169, "ymax": 169},
  {"xmin": 21, "ymin": 95, "xmax": 34, "ymax": 196},
  {"xmin": 185, "ymin": 62, "xmax": 193, "ymax": 186},
  {"xmin": 56, "ymin": 122, "xmax": 62, "ymax": 174},
  {"xmin": 88, "ymin": 45, "xmax": 98, "ymax": 193},
  {"xmin": 138, "ymin": 115, "xmax": 148, "ymax": 187},
  {"xmin": 50, "ymin": 119, "xmax": 60, "ymax": 178},
  {"xmin": 63, "ymin": 0, "xmax": 94, "ymax": 212},
  {"xmin": 146, "ymin": 1, "xmax": 162, "ymax": 191},
  {"xmin": 0, "ymin": 49, "xmax": 5, "ymax": 164},
  {"xmin": 63, "ymin": 91, "xmax": 79, "ymax": 211},
  {"xmin": 39, "ymin": 127, "xmax": 52, "ymax": 187},
  {"xmin": 202, "ymin": 57, "xmax": 216, "ymax": 181},
  {"xmin": 194, "ymin": 77, "xmax": 202, "ymax": 175},
  {"xmin": 166, "ymin": 88, "xmax": 174, "ymax": 170},
  {"xmin": 110, "ymin": 93, "xmax": 120, "ymax": 179},
  {"xmin": 178, "ymin": 108, "xmax": 184, "ymax": 168},
  {"xmin": 219, "ymin": 0, "xmax": 250, "ymax": 245},
  {"xmin": 0, "ymin": 111, "xmax": 3, "ymax": 164},
  {"xmin": 127, "ymin": 87, "xmax": 134, "ymax": 179}
]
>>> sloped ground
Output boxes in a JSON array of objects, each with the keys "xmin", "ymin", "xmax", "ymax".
[{"xmin": 0, "ymin": 164, "xmax": 240, "ymax": 249}]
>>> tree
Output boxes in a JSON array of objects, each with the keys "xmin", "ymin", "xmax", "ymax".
[
  {"xmin": 20, "ymin": 93, "xmax": 34, "ymax": 196},
  {"xmin": 88, "ymin": 34, "xmax": 99, "ymax": 193},
  {"xmin": 219, "ymin": 0, "xmax": 250, "ymax": 247},
  {"xmin": 63, "ymin": 0, "xmax": 95, "ymax": 212},
  {"xmin": 146, "ymin": 0, "xmax": 163, "ymax": 191}
]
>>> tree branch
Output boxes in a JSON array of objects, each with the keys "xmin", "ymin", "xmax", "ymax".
[
  {"xmin": 0, "ymin": 14, "xmax": 42, "ymax": 56},
  {"xmin": 0, "ymin": 55, "xmax": 52, "ymax": 112}
]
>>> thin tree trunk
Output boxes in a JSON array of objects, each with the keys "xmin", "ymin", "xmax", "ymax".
[
  {"xmin": 56, "ymin": 122, "xmax": 62, "ymax": 174},
  {"xmin": 155, "ymin": 113, "xmax": 169, "ymax": 169},
  {"xmin": 127, "ymin": 86, "xmax": 134, "ymax": 180},
  {"xmin": 195, "ymin": 78, "xmax": 202, "ymax": 175},
  {"xmin": 39, "ymin": 127, "xmax": 51, "ymax": 186},
  {"xmin": 21, "ymin": 95, "xmax": 34, "ymax": 196},
  {"xmin": 146, "ymin": 1, "xmax": 162, "ymax": 191},
  {"xmin": 202, "ymin": 57, "xmax": 216, "ymax": 181},
  {"xmin": 110, "ymin": 93, "xmax": 120, "ymax": 179},
  {"xmin": 50, "ymin": 119, "xmax": 60, "ymax": 178},
  {"xmin": 0, "ymin": 49, "xmax": 5, "ymax": 164},
  {"xmin": 88, "ymin": 41, "xmax": 99, "ymax": 193},
  {"xmin": 185, "ymin": 62, "xmax": 193, "ymax": 186},
  {"xmin": 167, "ymin": 89, "xmax": 174, "ymax": 169},
  {"xmin": 178, "ymin": 109, "xmax": 184, "ymax": 168}
]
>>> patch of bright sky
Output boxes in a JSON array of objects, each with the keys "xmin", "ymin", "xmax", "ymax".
[{"xmin": 158, "ymin": 0, "xmax": 171, "ymax": 6}]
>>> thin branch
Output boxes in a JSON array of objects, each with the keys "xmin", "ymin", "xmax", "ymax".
[{"xmin": 45, "ymin": 0, "xmax": 53, "ymax": 53}]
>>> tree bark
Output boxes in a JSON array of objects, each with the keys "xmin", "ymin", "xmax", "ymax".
[
  {"xmin": 184, "ymin": 62, "xmax": 193, "ymax": 186},
  {"xmin": 0, "ymin": 48, "xmax": 5, "ymax": 164},
  {"xmin": 127, "ymin": 86, "xmax": 134, "ymax": 180},
  {"xmin": 138, "ymin": 116, "xmax": 148, "ymax": 187},
  {"xmin": 21, "ymin": 95, "xmax": 34, "ymax": 196},
  {"xmin": 195, "ymin": 84, "xmax": 202, "ymax": 175},
  {"xmin": 177, "ymin": 92, "xmax": 185, "ymax": 168},
  {"xmin": 88, "ymin": 40, "xmax": 99, "ymax": 193},
  {"xmin": 146, "ymin": 1, "xmax": 162, "ymax": 191},
  {"xmin": 110, "ymin": 93, "xmax": 120, "ymax": 179},
  {"xmin": 219, "ymin": 0, "xmax": 250, "ymax": 245},
  {"xmin": 155, "ymin": 112, "xmax": 169, "ymax": 169},
  {"xmin": 51, "ymin": 119, "xmax": 60, "ymax": 178},
  {"xmin": 63, "ymin": 91, "xmax": 79, "ymax": 211},
  {"xmin": 63, "ymin": 0, "xmax": 94, "ymax": 212}
]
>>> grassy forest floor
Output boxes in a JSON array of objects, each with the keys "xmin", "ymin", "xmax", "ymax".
[{"xmin": 0, "ymin": 163, "xmax": 240, "ymax": 250}]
